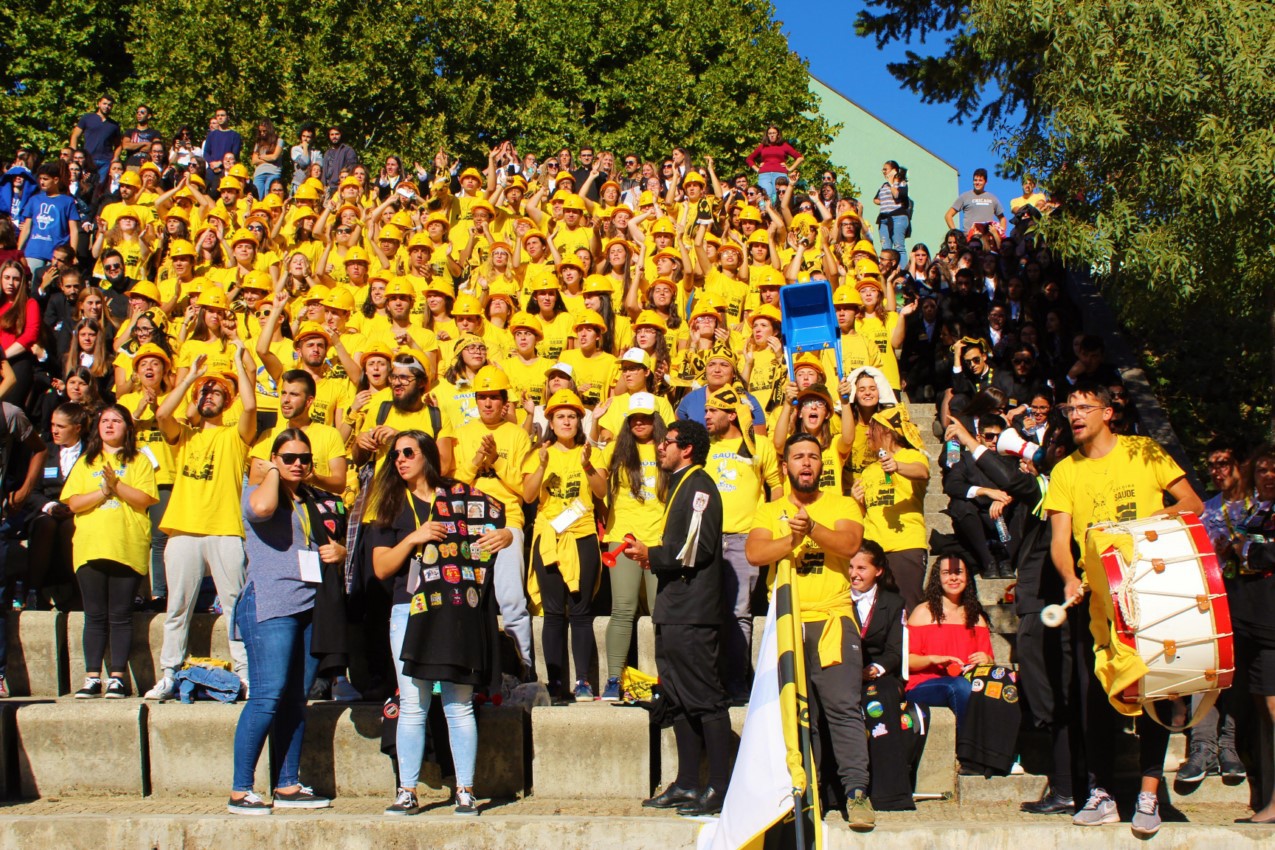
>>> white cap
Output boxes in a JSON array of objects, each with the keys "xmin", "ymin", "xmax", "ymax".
[
  {"xmin": 547, "ymin": 361, "xmax": 574, "ymax": 379},
  {"xmin": 619, "ymin": 347, "xmax": 654, "ymax": 369},
  {"xmin": 626, "ymin": 392, "xmax": 657, "ymax": 416}
]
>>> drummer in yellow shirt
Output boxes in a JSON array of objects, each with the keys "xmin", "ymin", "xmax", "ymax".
[
  {"xmin": 745, "ymin": 431, "xmax": 872, "ymax": 822},
  {"xmin": 850, "ymin": 406, "xmax": 930, "ymax": 611},
  {"xmin": 1042, "ymin": 382, "xmax": 1201, "ymax": 835}
]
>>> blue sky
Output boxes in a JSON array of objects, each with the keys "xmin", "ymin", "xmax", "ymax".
[{"xmin": 772, "ymin": 0, "xmax": 1020, "ymax": 206}]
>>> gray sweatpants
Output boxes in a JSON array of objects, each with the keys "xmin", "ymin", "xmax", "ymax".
[
  {"xmin": 494, "ymin": 528, "xmax": 533, "ymax": 667},
  {"xmin": 720, "ymin": 532, "xmax": 760, "ymax": 696},
  {"xmin": 159, "ymin": 534, "xmax": 248, "ymax": 678}
]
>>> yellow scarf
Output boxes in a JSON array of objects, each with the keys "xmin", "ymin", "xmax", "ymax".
[
  {"xmin": 799, "ymin": 595, "xmax": 860, "ymax": 669},
  {"xmin": 1085, "ymin": 528, "xmax": 1148, "ymax": 716},
  {"xmin": 528, "ymin": 515, "xmax": 595, "ymax": 615}
]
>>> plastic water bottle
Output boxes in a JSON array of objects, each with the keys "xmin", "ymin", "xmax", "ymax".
[
  {"xmin": 878, "ymin": 448, "xmax": 892, "ymax": 483},
  {"xmin": 945, "ymin": 439, "xmax": 961, "ymax": 466},
  {"xmin": 994, "ymin": 516, "xmax": 1010, "ymax": 543}
]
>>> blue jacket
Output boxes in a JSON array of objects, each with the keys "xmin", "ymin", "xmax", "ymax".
[{"xmin": 0, "ymin": 167, "xmax": 36, "ymax": 224}]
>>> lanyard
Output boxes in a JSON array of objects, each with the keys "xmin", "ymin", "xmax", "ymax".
[
  {"xmin": 406, "ymin": 487, "xmax": 436, "ymax": 554},
  {"xmin": 661, "ymin": 465, "xmax": 704, "ymax": 523},
  {"xmin": 290, "ymin": 497, "xmax": 312, "ymax": 550}
]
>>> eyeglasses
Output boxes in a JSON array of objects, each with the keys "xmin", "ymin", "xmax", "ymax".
[
  {"xmin": 335, "ymin": 228, "xmax": 352, "ymax": 235},
  {"xmin": 624, "ymin": 159, "xmax": 637, "ymax": 167},
  {"xmin": 277, "ymin": 452, "xmax": 313, "ymax": 466},
  {"xmin": 799, "ymin": 398, "xmax": 828, "ymax": 410},
  {"xmin": 658, "ymin": 436, "xmax": 685, "ymax": 448},
  {"xmin": 389, "ymin": 374, "xmax": 416, "ymax": 384},
  {"xmin": 388, "ymin": 446, "xmax": 417, "ymax": 461},
  {"xmin": 1059, "ymin": 403, "xmax": 1106, "ymax": 417}
]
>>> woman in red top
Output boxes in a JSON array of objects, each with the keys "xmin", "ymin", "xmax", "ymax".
[
  {"xmin": 745, "ymin": 126, "xmax": 803, "ymax": 205},
  {"xmin": 0, "ymin": 259, "xmax": 42, "ymax": 404},
  {"xmin": 905, "ymin": 544, "xmax": 992, "ymax": 728}
]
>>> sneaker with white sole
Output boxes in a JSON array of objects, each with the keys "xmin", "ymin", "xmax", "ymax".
[
  {"xmin": 144, "ymin": 676, "xmax": 176, "ymax": 700},
  {"xmin": 75, "ymin": 676, "xmax": 103, "ymax": 699},
  {"xmin": 273, "ymin": 784, "xmax": 331, "ymax": 809},
  {"xmin": 228, "ymin": 791, "xmax": 273, "ymax": 815},
  {"xmin": 573, "ymin": 679, "xmax": 594, "ymax": 702},
  {"xmin": 454, "ymin": 787, "xmax": 479, "ymax": 816},
  {"xmin": 1131, "ymin": 791, "xmax": 1161, "ymax": 836},
  {"xmin": 385, "ymin": 787, "xmax": 419, "ymax": 816},
  {"xmin": 105, "ymin": 677, "xmax": 128, "ymax": 699},
  {"xmin": 1072, "ymin": 789, "xmax": 1119, "ymax": 826},
  {"xmin": 600, "ymin": 676, "xmax": 621, "ymax": 701}
]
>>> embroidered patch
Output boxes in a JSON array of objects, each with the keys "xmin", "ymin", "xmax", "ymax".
[
  {"xmin": 457, "ymin": 521, "xmax": 468, "ymax": 537},
  {"xmin": 461, "ymin": 566, "xmax": 475, "ymax": 582},
  {"xmin": 475, "ymin": 567, "xmax": 487, "ymax": 584},
  {"xmin": 467, "ymin": 502, "xmax": 486, "ymax": 519},
  {"xmin": 451, "ymin": 588, "xmax": 464, "ymax": 606},
  {"xmin": 1002, "ymin": 685, "xmax": 1018, "ymax": 704},
  {"xmin": 466, "ymin": 587, "xmax": 479, "ymax": 608},
  {"xmin": 443, "ymin": 565, "xmax": 461, "ymax": 584},
  {"xmin": 423, "ymin": 567, "xmax": 441, "ymax": 582},
  {"xmin": 460, "ymin": 542, "xmax": 471, "ymax": 560},
  {"xmin": 973, "ymin": 665, "xmax": 991, "ymax": 678},
  {"xmin": 435, "ymin": 502, "xmax": 450, "ymax": 517},
  {"xmin": 429, "ymin": 592, "xmax": 443, "ymax": 607},
  {"xmin": 452, "ymin": 501, "xmax": 465, "ymax": 514},
  {"xmin": 422, "ymin": 545, "xmax": 439, "ymax": 565},
  {"xmin": 970, "ymin": 678, "xmax": 985, "ymax": 693},
  {"xmin": 985, "ymin": 682, "xmax": 1003, "ymax": 700},
  {"xmin": 865, "ymin": 700, "xmax": 884, "ymax": 719},
  {"xmin": 870, "ymin": 722, "xmax": 888, "ymax": 738},
  {"xmin": 409, "ymin": 593, "xmax": 427, "ymax": 614},
  {"xmin": 991, "ymin": 667, "xmax": 1005, "ymax": 680},
  {"xmin": 692, "ymin": 491, "xmax": 709, "ymax": 511}
]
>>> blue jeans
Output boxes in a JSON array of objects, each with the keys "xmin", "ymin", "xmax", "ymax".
[
  {"xmin": 231, "ymin": 583, "xmax": 317, "ymax": 792},
  {"xmin": 389, "ymin": 604, "xmax": 477, "ymax": 788},
  {"xmin": 878, "ymin": 213, "xmax": 909, "ymax": 254},
  {"xmin": 252, "ymin": 171, "xmax": 279, "ymax": 201},
  {"xmin": 908, "ymin": 675, "xmax": 973, "ymax": 728},
  {"xmin": 94, "ymin": 158, "xmax": 113, "ymax": 184},
  {"xmin": 757, "ymin": 171, "xmax": 781, "ymax": 204}
]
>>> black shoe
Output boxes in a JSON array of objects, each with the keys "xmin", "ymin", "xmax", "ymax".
[
  {"xmin": 643, "ymin": 783, "xmax": 700, "ymax": 809},
  {"xmin": 1021, "ymin": 787, "xmax": 1075, "ymax": 814},
  {"xmin": 1219, "ymin": 749, "xmax": 1247, "ymax": 783},
  {"xmin": 105, "ymin": 677, "xmax": 128, "ymax": 699},
  {"xmin": 678, "ymin": 786, "xmax": 726, "ymax": 816},
  {"xmin": 997, "ymin": 558, "xmax": 1017, "ymax": 579},
  {"xmin": 273, "ymin": 784, "xmax": 331, "ymax": 809},
  {"xmin": 308, "ymin": 678, "xmax": 332, "ymax": 701},
  {"xmin": 74, "ymin": 676, "xmax": 102, "ymax": 699},
  {"xmin": 1177, "ymin": 746, "xmax": 1214, "ymax": 784}
]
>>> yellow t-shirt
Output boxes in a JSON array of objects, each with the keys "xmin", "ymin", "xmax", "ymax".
[
  {"xmin": 498, "ymin": 355, "xmax": 551, "ymax": 422},
  {"xmin": 535, "ymin": 311, "xmax": 576, "ymax": 361},
  {"xmin": 253, "ymin": 338, "xmax": 295, "ymax": 412},
  {"xmin": 856, "ymin": 312, "xmax": 901, "ymax": 389},
  {"xmin": 160, "ymin": 424, "xmax": 251, "ymax": 537},
  {"xmin": 1042, "ymin": 435, "xmax": 1185, "ymax": 551},
  {"xmin": 597, "ymin": 440, "xmax": 663, "ymax": 546},
  {"xmin": 453, "ymin": 419, "xmax": 532, "ymax": 530},
  {"xmin": 523, "ymin": 443, "xmax": 593, "ymax": 536},
  {"xmin": 833, "ymin": 332, "xmax": 881, "ymax": 376},
  {"xmin": 61, "ymin": 452, "xmax": 159, "ymax": 574},
  {"xmin": 552, "ymin": 224, "xmax": 593, "ymax": 257},
  {"xmin": 363, "ymin": 392, "xmax": 456, "ymax": 470},
  {"xmin": 746, "ymin": 348, "xmax": 787, "ymax": 413},
  {"xmin": 118, "ymin": 391, "xmax": 176, "ymax": 486},
  {"xmin": 248, "ymin": 421, "xmax": 347, "ymax": 481},
  {"xmin": 755, "ymin": 493, "xmax": 865, "ymax": 611},
  {"xmin": 434, "ymin": 377, "xmax": 479, "ymax": 433},
  {"xmin": 859, "ymin": 446, "xmax": 928, "ymax": 551},
  {"xmin": 558, "ymin": 349, "xmax": 617, "ymax": 409},
  {"xmin": 705, "ymin": 270, "xmax": 750, "ymax": 326},
  {"xmin": 312, "ymin": 376, "xmax": 355, "ymax": 428},
  {"xmin": 708, "ymin": 436, "xmax": 782, "ymax": 534}
]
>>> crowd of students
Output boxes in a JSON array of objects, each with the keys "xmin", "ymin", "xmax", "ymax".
[{"xmin": 2, "ymin": 104, "xmax": 1271, "ymax": 832}]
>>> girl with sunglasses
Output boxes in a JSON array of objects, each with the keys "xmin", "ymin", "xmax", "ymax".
[
  {"xmin": 228, "ymin": 428, "xmax": 348, "ymax": 814},
  {"xmin": 367, "ymin": 430, "xmax": 513, "ymax": 816}
]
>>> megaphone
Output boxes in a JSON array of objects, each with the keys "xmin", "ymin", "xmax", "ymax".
[
  {"xmin": 997, "ymin": 428, "xmax": 1044, "ymax": 465},
  {"xmin": 602, "ymin": 534, "xmax": 637, "ymax": 568}
]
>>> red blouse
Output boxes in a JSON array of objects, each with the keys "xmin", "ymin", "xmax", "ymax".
[
  {"xmin": 0, "ymin": 298, "xmax": 41, "ymax": 352},
  {"xmin": 905, "ymin": 621, "xmax": 993, "ymax": 689}
]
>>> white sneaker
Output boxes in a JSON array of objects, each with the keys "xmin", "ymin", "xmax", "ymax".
[
  {"xmin": 332, "ymin": 677, "xmax": 362, "ymax": 702},
  {"xmin": 1072, "ymin": 789, "xmax": 1119, "ymax": 826},
  {"xmin": 1131, "ymin": 791, "xmax": 1161, "ymax": 837},
  {"xmin": 144, "ymin": 676, "xmax": 175, "ymax": 700}
]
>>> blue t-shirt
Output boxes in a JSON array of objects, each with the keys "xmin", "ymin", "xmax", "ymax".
[
  {"xmin": 20, "ymin": 193, "xmax": 79, "ymax": 261},
  {"xmin": 75, "ymin": 113, "xmax": 121, "ymax": 163}
]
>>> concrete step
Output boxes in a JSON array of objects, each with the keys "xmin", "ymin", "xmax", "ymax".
[{"xmin": 957, "ymin": 772, "xmax": 1047, "ymax": 804}]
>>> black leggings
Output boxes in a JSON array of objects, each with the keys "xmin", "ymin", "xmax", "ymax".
[
  {"xmin": 76, "ymin": 560, "xmax": 142, "ymax": 676},
  {"xmin": 532, "ymin": 536, "xmax": 601, "ymax": 691}
]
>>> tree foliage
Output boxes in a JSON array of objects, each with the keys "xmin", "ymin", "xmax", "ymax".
[
  {"xmin": 858, "ymin": 0, "xmax": 1275, "ymax": 446},
  {"xmin": 1, "ymin": 0, "xmax": 835, "ymax": 178}
]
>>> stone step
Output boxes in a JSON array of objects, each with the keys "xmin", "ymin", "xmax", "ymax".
[{"xmin": 957, "ymin": 772, "xmax": 1047, "ymax": 804}]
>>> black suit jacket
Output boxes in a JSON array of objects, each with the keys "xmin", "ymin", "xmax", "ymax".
[
  {"xmin": 650, "ymin": 466, "xmax": 725, "ymax": 626},
  {"xmin": 861, "ymin": 588, "xmax": 906, "ymax": 676}
]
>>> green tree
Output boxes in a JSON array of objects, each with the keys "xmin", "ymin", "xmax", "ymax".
[
  {"xmin": 123, "ymin": 0, "xmax": 835, "ymax": 177},
  {"xmin": 0, "ymin": 0, "xmax": 136, "ymax": 154},
  {"xmin": 857, "ymin": 0, "xmax": 1275, "ymax": 445}
]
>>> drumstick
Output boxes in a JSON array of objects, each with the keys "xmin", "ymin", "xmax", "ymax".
[{"xmin": 1041, "ymin": 592, "xmax": 1086, "ymax": 628}]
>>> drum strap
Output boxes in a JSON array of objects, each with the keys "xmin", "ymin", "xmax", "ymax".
[{"xmin": 1143, "ymin": 690, "xmax": 1220, "ymax": 733}]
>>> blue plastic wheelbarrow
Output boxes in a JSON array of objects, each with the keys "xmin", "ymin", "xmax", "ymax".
[{"xmin": 778, "ymin": 281, "xmax": 843, "ymax": 398}]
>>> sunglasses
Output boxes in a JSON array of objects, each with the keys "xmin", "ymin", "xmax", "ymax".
[
  {"xmin": 962, "ymin": 356, "xmax": 984, "ymax": 366},
  {"xmin": 624, "ymin": 159, "xmax": 637, "ymax": 166},
  {"xmin": 104, "ymin": 264, "xmax": 124, "ymax": 271},
  {"xmin": 335, "ymin": 228, "xmax": 352, "ymax": 235},
  {"xmin": 277, "ymin": 452, "xmax": 313, "ymax": 466},
  {"xmin": 388, "ymin": 446, "xmax": 418, "ymax": 460}
]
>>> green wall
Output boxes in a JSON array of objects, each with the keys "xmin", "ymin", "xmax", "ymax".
[{"xmin": 808, "ymin": 74, "xmax": 959, "ymax": 258}]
